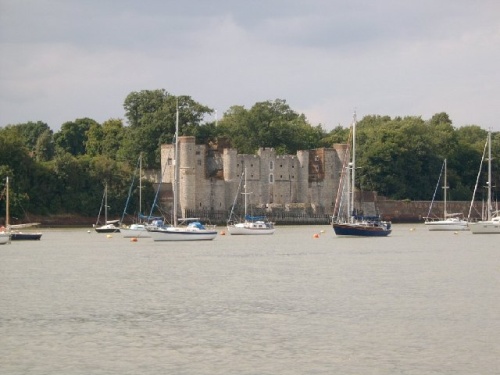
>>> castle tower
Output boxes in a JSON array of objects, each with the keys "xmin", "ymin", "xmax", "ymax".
[
  {"xmin": 178, "ymin": 136, "xmax": 196, "ymax": 217},
  {"xmin": 296, "ymin": 150, "xmax": 309, "ymax": 203}
]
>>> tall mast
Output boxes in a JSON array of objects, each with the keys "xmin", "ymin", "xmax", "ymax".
[
  {"xmin": 243, "ymin": 168, "xmax": 248, "ymax": 217},
  {"xmin": 104, "ymin": 182, "xmax": 108, "ymax": 224},
  {"xmin": 443, "ymin": 158, "xmax": 448, "ymax": 218},
  {"xmin": 350, "ymin": 111, "xmax": 357, "ymax": 222},
  {"xmin": 5, "ymin": 177, "xmax": 9, "ymax": 228},
  {"xmin": 487, "ymin": 129, "xmax": 492, "ymax": 221},
  {"xmin": 173, "ymin": 100, "xmax": 180, "ymax": 227},
  {"xmin": 139, "ymin": 153, "xmax": 142, "ymax": 217}
]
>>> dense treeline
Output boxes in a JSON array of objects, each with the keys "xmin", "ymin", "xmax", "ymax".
[{"xmin": 1, "ymin": 89, "xmax": 499, "ymax": 222}]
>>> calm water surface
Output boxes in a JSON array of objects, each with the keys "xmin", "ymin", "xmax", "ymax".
[{"xmin": 0, "ymin": 225, "xmax": 499, "ymax": 374}]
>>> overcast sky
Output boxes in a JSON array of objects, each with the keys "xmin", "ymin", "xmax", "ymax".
[{"xmin": 1, "ymin": 0, "xmax": 499, "ymax": 132}]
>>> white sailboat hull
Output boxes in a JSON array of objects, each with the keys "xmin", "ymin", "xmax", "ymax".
[
  {"xmin": 469, "ymin": 218, "xmax": 500, "ymax": 234},
  {"xmin": 0, "ymin": 232, "xmax": 10, "ymax": 244},
  {"xmin": 227, "ymin": 221, "xmax": 275, "ymax": 235},
  {"xmin": 148, "ymin": 226, "xmax": 217, "ymax": 241},
  {"xmin": 120, "ymin": 224, "xmax": 151, "ymax": 238},
  {"xmin": 424, "ymin": 219, "xmax": 469, "ymax": 231}
]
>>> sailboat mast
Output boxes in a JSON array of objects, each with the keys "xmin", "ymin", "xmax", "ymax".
[
  {"xmin": 244, "ymin": 168, "xmax": 247, "ymax": 217},
  {"xmin": 350, "ymin": 112, "xmax": 357, "ymax": 222},
  {"xmin": 443, "ymin": 158, "xmax": 448, "ymax": 218},
  {"xmin": 487, "ymin": 129, "xmax": 492, "ymax": 221},
  {"xmin": 139, "ymin": 153, "xmax": 142, "ymax": 217},
  {"xmin": 104, "ymin": 182, "xmax": 108, "ymax": 224},
  {"xmin": 5, "ymin": 177, "xmax": 9, "ymax": 228},
  {"xmin": 173, "ymin": 101, "xmax": 180, "ymax": 227}
]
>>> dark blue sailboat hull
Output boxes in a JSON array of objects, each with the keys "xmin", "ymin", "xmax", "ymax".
[{"xmin": 332, "ymin": 222, "xmax": 391, "ymax": 237}]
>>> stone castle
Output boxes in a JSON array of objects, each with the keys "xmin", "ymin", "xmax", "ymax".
[{"xmin": 159, "ymin": 136, "xmax": 350, "ymax": 218}]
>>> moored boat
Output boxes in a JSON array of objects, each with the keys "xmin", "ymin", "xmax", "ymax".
[
  {"xmin": 146, "ymin": 100, "xmax": 216, "ymax": 241},
  {"xmin": 469, "ymin": 129, "xmax": 500, "ymax": 234},
  {"xmin": 94, "ymin": 182, "xmax": 120, "ymax": 233},
  {"xmin": 227, "ymin": 168, "xmax": 275, "ymax": 235},
  {"xmin": 424, "ymin": 159, "xmax": 469, "ymax": 231},
  {"xmin": 331, "ymin": 112, "xmax": 391, "ymax": 237}
]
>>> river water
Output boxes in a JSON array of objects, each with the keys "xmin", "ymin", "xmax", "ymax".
[{"xmin": 0, "ymin": 225, "xmax": 498, "ymax": 374}]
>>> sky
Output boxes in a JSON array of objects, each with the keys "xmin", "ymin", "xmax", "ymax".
[{"xmin": 1, "ymin": 0, "xmax": 500, "ymax": 132}]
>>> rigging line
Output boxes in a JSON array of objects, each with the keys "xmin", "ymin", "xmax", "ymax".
[
  {"xmin": 120, "ymin": 156, "xmax": 141, "ymax": 223},
  {"xmin": 426, "ymin": 160, "xmax": 445, "ymax": 219},
  {"xmin": 228, "ymin": 169, "xmax": 245, "ymax": 223},
  {"xmin": 96, "ymin": 185, "xmax": 106, "ymax": 225},
  {"xmin": 468, "ymin": 139, "xmax": 488, "ymax": 221},
  {"xmin": 333, "ymin": 127, "xmax": 352, "ymax": 220},
  {"xmin": 148, "ymin": 154, "xmax": 170, "ymax": 220}
]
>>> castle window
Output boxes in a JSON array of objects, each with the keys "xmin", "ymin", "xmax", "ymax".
[
  {"xmin": 167, "ymin": 158, "xmax": 173, "ymax": 165},
  {"xmin": 270, "ymin": 161, "xmax": 274, "ymax": 170},
  {"xmin": 197, "ymin": 160, "xmax": 202, "ymax": 166},
  {"xmin": 269, "ymin": 173, "xmax": 274, "ymax": 183},
  {"xmin": 195, "ymin": 150, "xmax": 201, "ymax": 155}
]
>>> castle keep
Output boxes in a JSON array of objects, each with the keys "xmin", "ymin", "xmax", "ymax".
[{"xmin": 160, "ymin": 136, "xmax": 349, "ymax": 219}]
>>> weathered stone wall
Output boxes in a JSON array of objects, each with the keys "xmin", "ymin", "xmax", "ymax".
[{"xmin": 160, "ymin": 137, "xmax": 345, "ymax": 216}]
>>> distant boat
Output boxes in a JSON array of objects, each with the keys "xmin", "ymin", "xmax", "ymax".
[
  {"xmin": 469, "ymin": 129, "xmax": 500, "ymax": 234},
  {"xmin": 119, "ymin": 154, "xmax": 152, "ymax": 238},
  {"xmin": 10, "ymin": 230, "xmax": 42, "ymax": 241},
  {"xmin": 0, "ymin": 231, "xmax": 8, "ymax": 245},
  {"xmin": 332, "ymin": 112, "xmax": 391, "ymax": 237},
  {"xmin": 146, "ymin": 101, "xmax": 217, "ymax": 241},
  {"xmin": 1, "ymin": 177, "xmax": 11, "ymax": 244},
  {"xmin": 227, "ymin": 168, "xmax": 275, "ymax": 235},
  {"xmin": 94, "ymin": 182, "xmax": 120, "ymax": 233},
  {"xmin": 2, "ymin": 176, "xmax": 42, "ymax": 241},
  {"xmin": 424, "ymin": 159, "xmax": 469, "ymax": 231}
]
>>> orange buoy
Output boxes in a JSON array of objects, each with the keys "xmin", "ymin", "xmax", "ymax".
[
  {"xmin": 313, "ymin": 233, "xmax": 319, "ymax": 238},
  {"xmin": 220, "ymin": 231, "xmax": 226, "ymax": 235},
  {"xmin": 131, "ymin": 237, "xmax": 138, "ymax": 242}
]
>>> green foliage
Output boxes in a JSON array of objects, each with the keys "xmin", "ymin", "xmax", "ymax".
[
  {"xmin": 1, "ymin": 89, "xmax": 499, "ymax": 220},
  {"xmin": 121, "ymin": 90, "xmax": 213, "ymax": 168},
  {"xmin": 53, "ymin": 118, "xmax": 98, "ymax": 156},
  {"xmin": 216, "ymin": 99, "xmax": 325, "ymax": 154}
]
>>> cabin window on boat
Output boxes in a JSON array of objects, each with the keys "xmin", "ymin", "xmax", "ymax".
[{"xmin": 269, "ymin": 173, "xmax": 274, "ymax": 183}]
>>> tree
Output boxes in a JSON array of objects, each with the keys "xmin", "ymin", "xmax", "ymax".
[
  {"xmin": 121, "ymin": 90, "xmax": 213, "ymax": 168},
  {"xmin": 34, "ymin": 129, "xmax": 55, "ymax": 162},
  {"xmin": 86, "ymin": 119, "xmax": 125, "ymax": 159},
  {"xmin": 53, "ymin": 118, "xmax": 98, "ymax": 156},
  {"xmin": 0, "ymin": 121, "xmax": 52, "ymax": 158},
  {"xmin": 216, "ymin": 99, "xmax": 324, "ymax": 154},
  {"xmin": 356, "ymin": 116, "xmax": 441, "ymax": 200}
]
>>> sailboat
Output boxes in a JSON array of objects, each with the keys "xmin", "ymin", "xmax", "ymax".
[
  {"xmin": 332, "ymin": 112, "xmax": 392, "ymax": 237},
  {"xmin": 120, "ymin": 154, "xmax": 153, "ymax": 238},
  {"xmin": 1, "ymin": 176, "xmax": 42, "ymax": 241},
  {"xmin": 424, "ymin": 159, "xmax": 469, "ymax": 231},
  {"xmin": 93, "ymin": 182, "xmax": 120, "ymax": 233},
  {"xmin": 469, "ymin": 129, "xmax": 500, "ymax": 234},
  {"xmin": 146, "ymin": 102, "xmax": 217, "ymax": 241},
  {"xmin": 1, "ymin": 177, "xmax": 11, "ymax": 245},
  {"xmin": 227, "ymin": 168, "xmax": 275, "ymax": 235}
]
